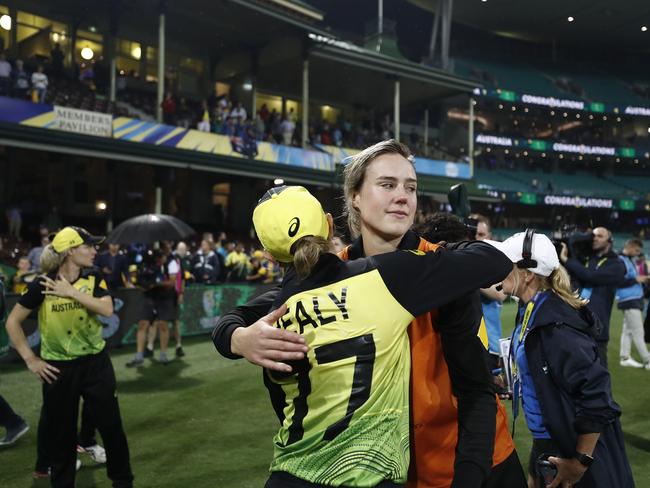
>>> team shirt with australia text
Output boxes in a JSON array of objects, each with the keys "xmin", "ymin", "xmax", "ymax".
[
  {"xmin": 265, "ymin": 243, "xmax": 511, "ymax": 487},
  {"xmin": 19, "ymin": 269, "xmax": 110, "ymax": 360}
]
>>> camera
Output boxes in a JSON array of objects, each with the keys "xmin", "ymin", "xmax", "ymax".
[{"xmin": 552, "ymin": 225, "xmax": 594, "ymax": 262}]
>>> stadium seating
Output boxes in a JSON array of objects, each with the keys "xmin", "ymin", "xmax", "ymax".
[{"xmin": 474, "ymin": 167, "xmax": 634, "ymax": 199}]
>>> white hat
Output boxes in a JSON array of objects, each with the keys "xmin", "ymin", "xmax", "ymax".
[{"xmin": 485, "ymin": 231, "xmax": 559, "ymax": 277}]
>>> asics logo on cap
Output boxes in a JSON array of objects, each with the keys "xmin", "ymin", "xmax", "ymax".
[{"xmin": 288, "ymin": 217, "xmax": 300, "ymax": 237}]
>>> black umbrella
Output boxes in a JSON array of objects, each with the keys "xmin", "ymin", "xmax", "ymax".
[{"xmin": 106, "ymin": 214, "xmax": 195, "ymax": 244}]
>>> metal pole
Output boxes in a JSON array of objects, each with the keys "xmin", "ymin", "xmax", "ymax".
[
  {"xmin": 394, "ymin": 79, "xmax": 400, "ymax": 142},
  {"xmin": 155, "ymin": 186, "xmax": 162, "ymax": 214},
  {"xmin": 109, "ymin": 41, "xmax": 116, "ymax": 102},
  {"xmin": 424, "ymin": 109, "xmax": 429, "ymax": 157},
  {"xmin": 468, "ymin": 97, "xmax": 475, "ymax": 177},
  {"xmin": 8, "ymin": 7, "xmax": 17, "ymax": 57},
  {"xmin": 441, "ymin": 0, "xmax": 454, "ymax": 70},
  {"xmin": 301, "ymin": 58, "xmax": 309, "ymax": 148},
  {"xmin": 428, "ymin": 0, "xmax": 441, "ymax": 62},
  {"xmin": 378, "ymin": 0, "xmax": 383, "ymax": 35},
  {"xmin": 156, "ymin": 9, "xmax": 165, "ymax": 123}
]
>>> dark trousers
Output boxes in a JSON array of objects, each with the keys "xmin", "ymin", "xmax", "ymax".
[
  {"xmin": 36, "ymin": 397, "xmax": 98, "ymax": 471},
  {"xmin": 598, "ymin": 341, "xmax": 609, "ymax": 369},
  {"xmin": 483, "ymin": 449, "xmax": 527, "ymax": 488},
  {"xmin": 41, "ymin": 350, "xmax": 133, "ymax": 488},
  {"xmin": 0, "ymin": 394, "xmax": 24, "ymax": 429}
]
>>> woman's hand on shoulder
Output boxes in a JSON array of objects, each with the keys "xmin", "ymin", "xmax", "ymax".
[
  {"xmin": 42, "ymin": 275, "xmax": 77, "ymax": 299},
  {"xmin": 231, "ymin": 304, "xmax": 309, "ymax": 373}
]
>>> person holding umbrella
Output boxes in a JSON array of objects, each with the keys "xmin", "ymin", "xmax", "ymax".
[
  {"xmin": 105, "ymin": 214, "xmax": 194, "ymax": 367},
  {"xmin": 126, "ymin": 242, "xmax": 179, "ymax": 367},
  {"xmin": 5, "ymin": 226, "xmax": 133, "ymax": 487}
]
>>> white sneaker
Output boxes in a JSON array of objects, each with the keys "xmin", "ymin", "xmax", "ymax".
[
  {"xmin": 620, "ymin": 357, "xmax": 644, "ymax": 368},
  {"xmin": 77, "ymin": 444, "xmax": 107, "ymax": 464}
]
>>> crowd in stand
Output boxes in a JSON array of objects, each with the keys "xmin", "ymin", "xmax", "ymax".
[
  {"xmin": 0, "ymin": 51, "xmax": 49, "ymax": 103},
  {"xmin": 0, "ymin": 223, "xmax": 282, "ymax": 299}
]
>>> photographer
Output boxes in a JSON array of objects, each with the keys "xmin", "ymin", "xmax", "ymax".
[{"xmin": 560, "ymin": 227, "xmax": 625, "ymax": 368}]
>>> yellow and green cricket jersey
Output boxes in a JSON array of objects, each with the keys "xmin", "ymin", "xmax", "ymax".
[
  {"xmin": 265, "ymin": 243, "xmax": 512, "ymax": 487},
  {"xmin": 19, "ymin": 269, "xmax": 110, "ymax": 360}
]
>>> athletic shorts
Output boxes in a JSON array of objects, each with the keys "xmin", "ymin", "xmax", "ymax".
[{"xmin": 138, "ymin": 296, "xmax": 178, "ymax": 322}]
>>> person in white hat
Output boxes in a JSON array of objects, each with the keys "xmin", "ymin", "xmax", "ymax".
[{"xmin": 488, "ymin": 230, "xmax": 633, "ymax": 488}]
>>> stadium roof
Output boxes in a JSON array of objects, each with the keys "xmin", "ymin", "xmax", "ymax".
[{"xmin": 408, "ymin": 0, "xmax": 650, "ymax": 47}]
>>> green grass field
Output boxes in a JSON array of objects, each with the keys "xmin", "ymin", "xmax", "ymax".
[{"xmin": 1, "ymin": 303, "xmax": 648, "ymax": 487}]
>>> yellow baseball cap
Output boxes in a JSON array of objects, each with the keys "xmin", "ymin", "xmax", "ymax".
[
  {"xmin": 253, "ymin": 186, "xmax": 329, "ymax": 263},
  {"xmin": 51, "ymin": 226, "xmax": 105, "ymax": 253}
]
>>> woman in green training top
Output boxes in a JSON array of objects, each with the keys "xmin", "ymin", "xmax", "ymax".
[
  {"xmin": 5, "ymin": 226, "xmax": 133, "ymax": 488},
  {"xmin": 247, "ymin": 186, "xmax": 512, "ymax": 487}
]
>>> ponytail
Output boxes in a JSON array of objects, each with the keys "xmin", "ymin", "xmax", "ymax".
[
  {"xmin": 292, "ymin": 236, "xmax": 331, "ymax": 279},
  {"xmin": 39, "ymin": 244, "xmax": 67, "ymax": 274},
  {"xmin": 541, "ymin": 265, "xmax": 588, "ymax": 310}
]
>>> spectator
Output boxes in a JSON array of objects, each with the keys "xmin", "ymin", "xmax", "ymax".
[
  {"xmin": 254, "ymin": 112, "xmax": 265, "ymax": 140},
  {"xmin": 12, "ymin": 256, "xmax": 34, "ymax": 294},
  {"xmin": 197, "ymin": 100, "xmax": 211, "ymax": 132},
  {"xmin": 127, "ymin": 243, "xmax": 178, "ymax": 367},
  {"xmin": 0, "ymin": 52, "xmax": 11, "ymax": 96},
  {"xmin": 225, "ymin": 242, "xmax": 250, "ymax": 282},
  {"xmin": 78, "ymin": 63, "xmax": 95, "ymax": 90},
  {"xmin": 27, "ymin": 236, "xmax": 50, "ymax": 272},
  {"xmin": 95, "ymin": 243, "xmax": 130, "ymax": 291},
  {"xmin": 191, "ymin": 239, "xmax": 220, "ymax": 284},
  {"xmin": 259, "ymin": 103, "xmax": 270, "ymax": 123},
  {"xmin": 31, "ymin": 65, "xmax": 48, "ymax": 104},
  {"xmin": 171, "ymin": 241, "xmax": 188, "ymax": 358},
  {"xmin": 161, "ymin": 91, "xmax": 176, "ymax": 125},
  {"xmin": 212, "ymin": 104, "xmax": 225, "ymax": 133},
  {"xmin": 332, "ymin": 126, "xmax": 343, "ymax": 147},
  {"xmin": 322, "ymin": 123, "xmax": 334, "ymax": 145},
  {"xmin": 244, "ymin": 254, "xmax": 267, "ymax": 283},
  {"xmin": 5, "ymin": 205, "xmax": 22, "ymax": 240},
  {"xmin": 222, "ymin": 117, "xmax": 235, "ymax": 136},
  {"xmin": 43, "ymin": 206, "xmax": 62, "ymax": 233},
  {"xmin": 230, "ymin": 101, "xmax": 247, "ymax": 121},
  {"xmin": 616, "ymin": 238, "xmax": 650, "ymax": 368},
  {"xmin": 11, "ymin": 59, "xmax": 30, "ymax": 99},
  {"xmin": 51, "ymin": 43, "xmax": 65, "ymax": 76},
  {"xmin": 269, "ymin": 109, "xmax": 281, "ymax": 142},
  {"xmin": 280, "ymin": 116, "xmax": 295, "ymax": 146},
  {"xmin": 176, "ymin": 97, "xmax": 193, "ymax": 128}
]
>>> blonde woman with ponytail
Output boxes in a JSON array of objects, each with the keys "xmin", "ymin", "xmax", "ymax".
[
  {"xmin": 5, "ymin": 227, "xmax": 133, "ymax": 487},
  {"xmin": 247, "ymin": 185, "xmax": 513, "ymax": 488},
  {"xmin": 489, "ymin": 231, "xmax": 633, "ymax": 488}
]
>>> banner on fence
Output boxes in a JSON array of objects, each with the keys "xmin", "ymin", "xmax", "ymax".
[{"xmin": 0, "ymin": 283, "xmax": 271, "ymax": 363}]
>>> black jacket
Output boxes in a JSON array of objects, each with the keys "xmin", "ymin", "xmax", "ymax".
[
  {"xmin": 523, "ymin": 292, "xmax": 634, "ymax": 487},
  {"xmin": 564, "ymin": 250, "xmax": 625, "ymax": 342}
]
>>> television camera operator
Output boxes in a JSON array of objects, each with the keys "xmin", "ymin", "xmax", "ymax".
[{"xmin": 559, "ymin": 227, "xmax": 625, "ymax": 368}]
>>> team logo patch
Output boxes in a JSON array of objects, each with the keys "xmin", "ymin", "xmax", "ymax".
[{"xmin": 288, "ymin": 217, "xmax": 300, "ymax": 237}]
